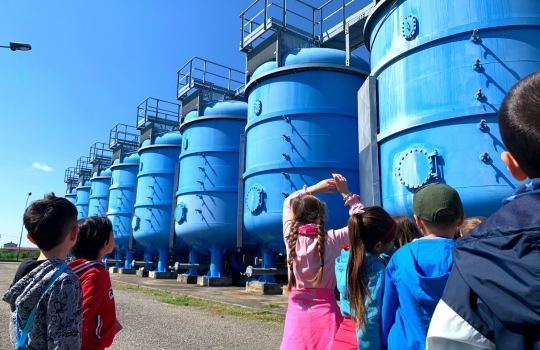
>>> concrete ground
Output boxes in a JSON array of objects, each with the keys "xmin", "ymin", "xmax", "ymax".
[{"xmin": 0, "ymin": 262, "xmax": 284, "ymax": 350}]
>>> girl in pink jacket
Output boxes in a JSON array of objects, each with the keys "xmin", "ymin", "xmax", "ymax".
[{"xmin": 280, "ymin": 174, "xmax": 364, "ymax": 350}]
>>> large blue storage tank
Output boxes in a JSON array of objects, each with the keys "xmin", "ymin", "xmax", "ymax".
[
  {"xmin": 88, "ymin": 167, "xmax": 112, "ymax": 217},
  {"xmin": 107, "ymin": 151, "xmax": 140, "ymax": 269},
  {"xmin": 132, "ymin": 130, "xmax": 182, "ymax": 272},
  {"xmin": 363, "ymin": 0, "xmax": 540, "ymax": 216},
  {"xmin": 65, "ymin": 188, "xmax": 77, "ymax": 205},
  {"xmin": 75, "ymin": 180, "xmax": 91, "ymax": 220},
  {"xmin": 174, "ymin": 101, "xmax": 247, "ymax": 277},
  {"xmin": 243, "ymin": 48, "xmax": 369, "ymax": 274}
]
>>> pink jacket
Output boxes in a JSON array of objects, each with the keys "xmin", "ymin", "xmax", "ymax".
[{"xmin": 283, "ymin": 188, "xmax": 364, "ymax": 289}]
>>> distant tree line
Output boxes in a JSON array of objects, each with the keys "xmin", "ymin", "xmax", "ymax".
[{"xmin": 0, "ymin": 249, "xmax": 39, "ymax": 260}]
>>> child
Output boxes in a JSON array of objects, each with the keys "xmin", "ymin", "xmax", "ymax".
[
  {"xmin": 332, "ymin": 206, "xmax": 396, "ymax": 350},
  {"xmin": 2, "ymin": 193, "xmax": 82, "ymax": 349},
  {"xmin": 427, "ymin": 71, "xmax": 540, "ymax": 349},
  {"xmin": 381, "ymin": 183, "xmax": 465, "ymax": 349},
  {"xmin": 69, "ymin": 216, "xmax": 119, "ymax": 350},
  {"xmin": 393, "ymin": 215, "xmax": 422, "ymax": 248},
  {"xmin": 456, "ymin": 216, "xmax": 486, "ymax": 237},
  {"xmin": 280, "ymin": 174, "xmax": 364, "ymax": 350}
]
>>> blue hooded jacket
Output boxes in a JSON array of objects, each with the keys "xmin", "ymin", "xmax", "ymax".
[{"xmin": 382, "ymin": 238, "xmax": 455, "ymax": 349}]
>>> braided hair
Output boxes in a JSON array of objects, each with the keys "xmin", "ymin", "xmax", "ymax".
[{"xmin": 287, "ymin": 194, "xmax": 326, "ymax": 291}]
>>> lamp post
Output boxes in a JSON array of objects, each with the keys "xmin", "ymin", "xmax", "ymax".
[
  {"xmin": 17, "ymin": 192, "xmax": 32, "ymax": 261},
  {"xmin": 0, "ymin": 42, "xmax": 32, "ymax": 51}
]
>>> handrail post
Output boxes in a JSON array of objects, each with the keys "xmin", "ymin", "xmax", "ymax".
[
  {"xmin": 240, "ymin": 13, "xmax": 245, "ymax": 50},
  {"xmin": 264, "ymin": 0, "xmax": 268, "ymax": 30},
  {"xmin": 203, "ymin": 59, "xmax": 207, "ymax": 85},
  {"xmin": 342, "ymin": 0, "xmax": 346, "ymax": 31},
  {"xmin": 320, "ymin": 7, "xmax": 323, "ymax": 41},
  {"xmin": 312, "ymin": 8, "xmax": 316, "ymax": 41},
  {"xmin": 283, "ymin": 0, "xmax": 286, "ymax": 28}
]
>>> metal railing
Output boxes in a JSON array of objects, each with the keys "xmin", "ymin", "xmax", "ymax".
[
  {"xmin": 64, "ymin": 167, "xmax": 78, "ymax": 184},
  {"xmin": 136, "ymin": 97, "xmax": 180, "ymax": 131},
  {"xmin": 177, "ymin": 57, "xmax": 245, "ymax": 100},
  {"xmin": 109, "ymin": 123, "xmax": 139, "ymax": 151},
  {"xmin": 89, "ymin": 142, "xmax": 113, "ymax": 165},
  {"xmin": 239, "ymin": 0, "xmax": 368, "ymax": 51},
  {"xmin": 75, "ymin": 156, "xmax": 91, "ymax": 176}
]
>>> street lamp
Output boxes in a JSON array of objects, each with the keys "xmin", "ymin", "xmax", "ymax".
[
  {"xmin": 0, "ymin": 42, "xmax": 32, "ymax": 51},
  {"xmin": 17, "ymin": 192, "xmax": 32, "ymax": 261}
]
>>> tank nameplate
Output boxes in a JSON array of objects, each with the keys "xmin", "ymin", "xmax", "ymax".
[
  {"xmin": 246, "ymin": 185, "xmax": 264, "ymax": 213},
  {"xmin": 174, "ymin": 202, "xmax": 187, "ymax": 224},
  {"xmin": 402, "ymin": 15, "xmax": 418, "ymax": 40},
  {"xmin": 253, "ymin": 100, "xmax": 262, "ymax": 116},
  {"xmin": 397, "ymin": 148, "xmax": 436, "ymax": 189}
]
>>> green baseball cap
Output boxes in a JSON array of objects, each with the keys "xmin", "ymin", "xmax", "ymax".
[{"xmin": 411, "ymin": 183, "xmax": 464, "ymax": 222}]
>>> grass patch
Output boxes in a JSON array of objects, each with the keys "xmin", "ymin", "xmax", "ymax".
[
  {"xmin": 113, "ymin": 282, "xmax": 284, "ymax": 323},
  {"xmin": 262, "ymin": 303, "xmax": 281, "ymax": 309}
]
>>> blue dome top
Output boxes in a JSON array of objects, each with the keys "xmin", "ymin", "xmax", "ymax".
[
  {"xmin": 140, "ymin": 130, "xmax": 182, "ymax": 147},
  {"xmin": 183, "ymin": 110, "xmax": 199, "ymax": 123},
  {"xmin": 251, "ymin": 48, "xmax": 369, "ymax": 79},
  {"xmin": 202, "ymin": 100, "xmax": 247, "ymax": 117}
]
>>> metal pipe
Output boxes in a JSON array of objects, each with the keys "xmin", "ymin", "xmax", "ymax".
[
  {"xmin": 131, "ymin": 260, "xmax": 158, "ymax": 268},
  {"xmin": 173, "ymin": 262, "xmax": 210, "ymax": 271},
  {"xmin": 245, "ymin": 266, "xmax": 288, "ymax": 277},
  {"xmin": 103, "ymin": 259, "xmax": 124, "ymax": 265}
]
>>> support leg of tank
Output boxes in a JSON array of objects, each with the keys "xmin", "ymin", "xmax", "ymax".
[
  {"xmin": 187, "ymin": 249, "xmax": 200, "ymax": 276},
  {"xmin": 208, "ymin": 244, "xmax": 226, "ymax": 278},
  {"xmin": 259, "ymin": 243, "xmax": 276, "ymax": 283},
  {"xmin": 156, "ymin": 246, "xmax": 169, "ymax": 272},
  {"xmin": 124, "ymin": 251, "xmax": 135, "ymax": 269},
  {"xmin": 144, "ymin": 250, "xmax": 155, "ymax": 271},
  {"xmin": 115, "ymin": 251, "xmax": 124, "ymax": 268}
]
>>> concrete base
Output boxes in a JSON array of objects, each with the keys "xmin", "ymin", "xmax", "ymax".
[
  {"xmin": 136, "ymin": 270, "xmax": 149, "ymax": 277},
  {"xmin": 245, "ymin": 281, "xmax": 284, "ymax": 295},
  {"xmin": 197, "ymin": 276, "xmax": 233, "ymax": 287},
  {"xmin": 118, "ymin": 268, "xmax": 136, "ymax": 275},
  {"xmin": 177, "ymin": 274, "xmax": 198, "ymax": 284},
  {"xmin": 149, "ymin": 271, "xmax": 178, "ymax": 279},
  {"xmin": 108, "ymin": 267, "xmax": 119, "ymax": 274}
]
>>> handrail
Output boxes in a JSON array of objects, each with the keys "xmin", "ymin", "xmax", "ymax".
[{"xmin": 136, "ymin": 97, "xmax": 181, "ymax": 130}]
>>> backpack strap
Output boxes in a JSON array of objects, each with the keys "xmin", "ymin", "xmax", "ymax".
[{"xmin": 16, "ymin": 262, "xmax": 67, "ymax": 349}]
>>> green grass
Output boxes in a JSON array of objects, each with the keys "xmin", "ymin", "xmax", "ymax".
[{"xmin": 113, "ymin": 281, "xmax": 284, "ymax": 323}]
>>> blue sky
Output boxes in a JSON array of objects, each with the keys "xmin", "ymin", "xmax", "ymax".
[{"xmin": 0, "ymin": 1, "xmax": 371, "ymax": 248}]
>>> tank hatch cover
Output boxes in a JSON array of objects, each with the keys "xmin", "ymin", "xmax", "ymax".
[
  {"xmin": 397, "ymin": 149, "xmax": 435, "ymax": 189},
  {"xmin": 402, "ymin": 15, "xmax": 418, "ymax": 40},
  {"xmin": 182, "ymin": 138, "xmax": 189, "ymax": 150},
  {"xmin": 174, "ymin": 202, "xmax": 187, "ymax": 224},
  {"xmin": 246, "ymin": 185, "xmax": 264, "ymax": 213}
]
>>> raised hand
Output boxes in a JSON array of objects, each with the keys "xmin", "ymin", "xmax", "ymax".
[
  {"xmin": 307, "ymin": 179, "xmax": 337, "ymax": 194},
  {"xmin": 332, "ymin": 174, "xmax": 350, "ymax": 196}
]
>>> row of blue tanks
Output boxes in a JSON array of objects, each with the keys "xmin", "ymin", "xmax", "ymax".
[{"xmin": 64, "ymin": 0, "xmax": 540, "ymax": 281}]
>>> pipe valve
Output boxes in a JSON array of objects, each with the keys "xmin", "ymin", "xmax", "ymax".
[
  {"xmin": 480, "ymin": 152, "xmax": 490, "ymax": 162},
  {"xmin": 471, "ymin": 29, "xmax": 480, "ymax": 42},
  {"xmin": 475, "ymin": 88, "xmax": 484, "ymax": 100}
]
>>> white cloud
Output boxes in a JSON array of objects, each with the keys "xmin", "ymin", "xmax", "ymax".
[{"xmin": 32, "ymin": 162, "xmax": 54, "ymax": 172}]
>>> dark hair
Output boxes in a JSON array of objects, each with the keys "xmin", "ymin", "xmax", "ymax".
[
  {"xmin": 499, "ymin": 70, "xmax": 540, "ymax": 178},
  {"xmin": 23, "ymin": 193, "xmax": 78, "ymax": 251},
  {"xmin": 348, "ymin": 206, "xmax": 395, "ymax": 328},
  {"xmin": 71, "ymin": 216, "xmax": 112, "ymax": 260},
  {"xmin": 393, "ymin": 215, "xmax": 422, "ymax": 248},
  {"xmin": 287, "ymin": 195, "xmax": 326, "ymax": 292},
  {"xmin": 458, "ymin": 216, "xmax": 486, "ymax": 237}
]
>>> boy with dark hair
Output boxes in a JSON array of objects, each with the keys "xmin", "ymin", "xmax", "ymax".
[
  {"xmin": 381, "ymin": 183, "xmax": 465, "ymax": 349},
  {"xmin": 427, "ymin": 71, "xmax": 540, "ymax": 349},
  {"xmin": 2, "ymin": 193, "xmax": 82, "ymax": 350},
  {"xmin": 69, "ymin": 216, "xmax": 119, "ymax": 350}
]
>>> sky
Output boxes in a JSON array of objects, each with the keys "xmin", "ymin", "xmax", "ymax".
[{"xmin": 0, "ymin": 1, "xmax": 372, "ymax": 248}]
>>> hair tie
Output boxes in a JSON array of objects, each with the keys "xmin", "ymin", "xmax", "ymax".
[{"xmin": 376, "ymin": 218, "xmax": 395, "ymax": 244}]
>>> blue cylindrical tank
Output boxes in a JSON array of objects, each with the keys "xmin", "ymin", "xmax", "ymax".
[
  {"xmin": 75, "ymin": 180, "xmax": 92, "ymax": 219},
  {"xmin": 174, "ymin": 101, "xmax": 247, "ymax": 277},
  {"xmin": 88, "ymin": 167, "xmax": 112, "ymax": 217},
  {"xmin": 132, "ymin": 130, "xmax": 182, "ymax": 272},
  {"xmin": 107, "ymin": 151, "xmax": 141, "ymax": 269},
  {"xmin": 65, "ymin": 188, "xmax": 77, "ymax": 205},
  {"xmin": 364, "ymin": 0, "xmax": 540, "ymax": 217},
  {"xmin": 243, "ymin": 48, "xmax": 369, "ymax": 277}
]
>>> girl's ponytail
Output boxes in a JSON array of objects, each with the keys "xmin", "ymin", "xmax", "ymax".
[
  {"xmin": 347, "ymin": 206, "xmax": 395, "ymax": 328},
  {"xmin": 307, "ymin": 221, "xmax": 325, "ymax": 286},
  {"xmin": 287, "ymin": 220, "xmax": 300, "ymax": 292}
]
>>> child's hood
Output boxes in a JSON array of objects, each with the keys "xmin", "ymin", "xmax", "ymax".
[
  {"xmin": 2, "ymin": 259, "xmax": 68, "ymax": 311},
  {"xmin": 399, "ymin": 238, "xmax": 454, "ymax": 306}
]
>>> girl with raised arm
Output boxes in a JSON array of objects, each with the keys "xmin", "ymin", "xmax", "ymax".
[{"xmin": 280, "ymin": 174, "xmax": 364, "ymax": 350}]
